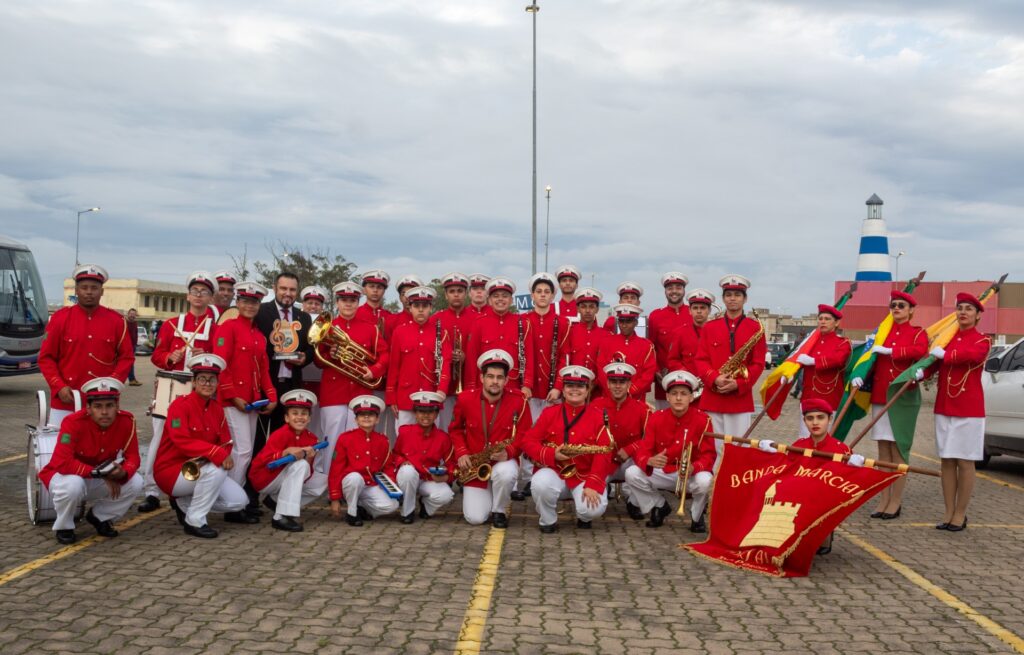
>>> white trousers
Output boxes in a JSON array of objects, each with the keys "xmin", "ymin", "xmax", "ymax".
[
  {"xmin": 624, "ymin": 465, "xmax": 712, "ymax": 521},
  {"xmin": 396, "ymin": 464, "xmax": 454, "ymax": 517},
  {"xmin": 49, "ymin": 408, "xmax": 73, "ymax": 428},
  {"xmin": 528, "ymin": 397, "xmax": 549, "ymax": 422},
  {"xmin": 318, "ymin": 405, "xmax": 355, "ymax": 474},
  {"xmin": 341, "ymin": 471, "xmax": 399, "ymax": 518},
  {"xmin": 307, "ymin": 403, "xmax": 324, "ymax": 440},
  {"xmin": 171, "ymin": 464, "xmax": 248, "ymax": 527},
  {"xmin": 607, "ymin": 458, "xmax": 635, "ymax": 502},
  {"xmin": 462, "ymin": 460, "xmax": 519, "ymax": 525},
  {"xmin": 142, "ymin": 416, "xmax": 166, "ymax": 497},
  {"xmin": 259, "ymin": 460, "xmax": 328, "ymax": 520},
  {"xmin": 224, "ymin": 407, "xmax": 258, "ymax": 487},
  {"xmin": 438, "ymin": 396, "xmax": 456, "ymax": 431},
  {"xmin": 531, "ymin": 467, "xmax": 608, "ymax": 527},
  {"xmin": 707, "ymin": 411, "xmax": 751, "ymax": 459},
  {"xmin": 514, "ymin": 454, "xmax": 536, "ymax": 492},
  {"xmin": 374, "ymin": 390, "xmax": 397, "ymax": 444},
  {"xmin": 49, "ymin": 472, "xmax": 143, "ymax": 531}
]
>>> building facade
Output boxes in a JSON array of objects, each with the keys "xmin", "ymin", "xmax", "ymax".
[{"xmin": 62, "ymin": 278, "xmax": 188, "ymax": 321}]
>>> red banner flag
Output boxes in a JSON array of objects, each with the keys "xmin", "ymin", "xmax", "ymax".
[{"xmin": 685, "ymin": 444, "xmax": 902, "ymax": 577}]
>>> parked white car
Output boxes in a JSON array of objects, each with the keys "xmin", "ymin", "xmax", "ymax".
[{"xmin": 981, "ymin": 338, "xmax": 1024, "ymax": 466}]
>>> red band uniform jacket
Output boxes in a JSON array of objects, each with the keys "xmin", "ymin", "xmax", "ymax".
[
  {"xmin": 315, "ymin": 315, "xmax": 389, "ymax": 408},
  {"xmin": 448, "ymin": 388, "xmax": 533, "ymax": 490},
  {"xmin": 463, "ymin": 312, "xmax": 535, "ymax": 393},
  {"xmin": 518, "ymin": 403, "xmax": 614, "ymax": 494},
  {"xmin": 926, "ymin": 326, "xmax": 990, "ymax": 418},
  {"xmin": 153, "ymin": 392, "xmax": 233, "ymax": 494},
  {"xmin": 213, "ymin": 316, "xmax": 278, "ymax": 407},
  {"xmin": 39, "ymin": 410, "xmax": 141, "ymax": 489},
  {"xmin": 393, "ymin": 425, "xmax": 456, "ymax": 483},
  {"xmin": 694, "ymin": 314, "xmax": 767, "ymax": 414},
  {"xmin": 595, "ymin": 333, "xmax": 657, "ymax": 400},
  {"xmin": 632, "ymin": 408, "xmax": 716, "ymax": 475},
  {"xmin": 648, "ymin": 306, "xmax": 693, "ymax": 401},
  {"xmin": 868, "ymin": 321, "xmax": 928, "ymax": 405},
  {"xmin": 385, "ymin": 320, "xmax": 452, "ymax": 410},
  {"xmin": 151, "ymin": 310, "xmax": 219, "ymax": 371},
  {"xmin": 799, "ymin": 331, "xmax": 852, "ymax": 411},
  {"xmin": 327, "ymin": 428, "xmax": 393, "ymax": 499}
]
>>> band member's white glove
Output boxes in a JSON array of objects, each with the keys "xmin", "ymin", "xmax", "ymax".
[
  {"xmin": 780, "ymin": 375, "xmax": 791, "ymax": 385},
  {"xmin": 930, "ymin": 346, "xmax": 946, "ymax": 360},
  {"xmin": 871, "ymin": 345, "xmax": 892, "ymax": 356},
  {"xmin": 850, "ymin": 377, "xmax": 864, "ymax": 388},
  {"xmin": 796, "ymin": 354, "xmax": 815, "ymax": 366},
  {"xmin": 758, "ymin": 440, "xmax": 777, "ymax": 452},
  {"xmin": 848, "ymin": 454, "xmax": 866, "ymax": 467},
  {"xmin": 866, "ymin": 333, "xmax": 876, "ymax": 343},
  {"xmin": 915, "ymin": 368, "xmax": 925, "ymax": 381}
]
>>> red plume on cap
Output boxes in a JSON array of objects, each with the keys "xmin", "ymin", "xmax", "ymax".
[{"xmin": 955, "ymin": 292, "xmax": 983, "ymax": 312}]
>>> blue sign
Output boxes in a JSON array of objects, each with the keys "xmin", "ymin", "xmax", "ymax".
[{"xmin": 514, "ymin": 294, "xmax": 534, "ymax": 311}]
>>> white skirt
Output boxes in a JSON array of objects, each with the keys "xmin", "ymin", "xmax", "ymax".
[
  {"xmin": 870, "ymin": 404, "xmax": 895, "ymax": 442},
  {"xmin": 935, "ymin": 415, "xmax": 985, "ymax": 461}
]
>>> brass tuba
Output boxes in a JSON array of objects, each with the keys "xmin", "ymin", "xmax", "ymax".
[
  {"xmin": 309, "ymin": 311, "xmax": 382, "ymax": 388},
  {"xmin": 718, "ymin": 309, "xmax": 765, "ymax": 380}
]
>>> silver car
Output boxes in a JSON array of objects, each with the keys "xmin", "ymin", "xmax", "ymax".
[{"xmin": 981, "ymin": 338, "xmax": 1024, "ymax": 466}]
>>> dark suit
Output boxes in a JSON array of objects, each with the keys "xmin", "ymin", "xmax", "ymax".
[{"xmin": 254, "ymin": 300, "xmax": 314, "ymax": 437}]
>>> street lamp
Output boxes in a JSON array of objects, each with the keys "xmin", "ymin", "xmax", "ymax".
[
  {"xmin": 892, "ymin": 250, "xmax": 906, "ymax": 282},
  {"xmin": 75, "ymin": 207, "xmax": 100, "ymax": 267},
  {"xmin": 526, "ymin": 1, "xmax": 539, "ymax": 275},
  {"xmin": 543, "ymin": 185, "xmax": 552, "ymax": 271}
]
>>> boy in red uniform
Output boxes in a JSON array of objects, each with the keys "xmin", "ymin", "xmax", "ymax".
[
  {"xmin": 328, "ymin": 395, "xmax": 400, "ymax": 526},
  {"xmin": 387, "ymin": 286, "xmax": 452, "ymax": 428},
  {"xmin": 648, "ymin": 272, "xmax": 692, "ymax": 409},
  {"xmin": 463, "ymin": 277, "xmax": 535, "ymax": 396},
  {"xmin": 601, "ymin": 281, "xmax": 643, "ymax": 333},
  {"xmin": 467, "ymin": 274, "xmax": 491, "ymax": 317},
  {"xmin": 666, "ymin": 288, "xmax": 716, "ymax": 377},
  {"xmin": 393, "ymin": 391, "xmax": 456, "ymax": 523},
  {"xmin": 523, "ymin": 272, "xmax": 571, "ymax": 420},
  {"xmin": 590, "ymin": 362, "xmax": 651, "ymax": 519},
  {"xmin": 554, "ymin": 264, "xmax": 581, "ymax": 320},
  {"xmin": 595, "ymin": 304, "xmax": 657, "ymax": 400},
  {"xmin": 625, "ymin": 371, "xmax": 716, "ymax": 531},
  {"xmin": 567, "ymin": 288, "xmax": 609, "ymax": 375},
  {"xmin": 431, "ymin": 272, "xmax": 477, "ymax": 428}
]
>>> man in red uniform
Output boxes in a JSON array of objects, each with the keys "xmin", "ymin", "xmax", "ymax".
[
  {"xmin": 139, "ymin": 270, "xmax": 221, "ymax": 512},
  {"xmin": 601, "ymin": 281, "xmax": 643, "ymax": 333},
  {"xmin": 794, "ymin": 304, "xmax": 852, "ymax": 436},
  {"xmin": 667, "ymin": 288, "xmax": 716, "ymax": 376},
  {"xmin": 595, "ymin": 304, "xmax": 656, "ymax": 400},
  {"xmin": 212, "ymin": 270, "xmax": 236, "ymax": 316},
  {"xmin": 386, "ymin": 286, "xmax": 452, "ymax": 428},
  {"xmin": 249, "ymin": 389, "xmax": 327, "ymax": 533},
  {"xmin": 467, "ymin": 274, "xmax": 491, "ymax": 317},
  {"xmin": 555, "ymin": 264, "xmax": 581, "ymax": 320},
  {"xmin": 317, "ymin": 281, "xmax": 390, "ymax": 465},
  {"xmin": 519, "ymin": 365, "xmax": 614, "ymax": 532},
  {"xmin": 567, "ymin": 287, "xmax": 610, "ymax": 375},
  {"xmin": 432, "ymin": 272, "xmax": 476, "ymax": 428},
  {"xmin": 523, "ymin": 272, "xmax": 571, "ymax": 420},
  {"xmin": 328, "ymin": 395, "xmax": 400, "ymax": 526},
  {"xmin": 852, "ymin": 289, "xmax": 928, "ymax": 519},
  {"xmin": 649, "ymin": 272, "xmax": 693, "ymax": 409},
  {"xmin": 449, "ymin": 350, "xmax": 532, "ymax": 527},
  {"xmin": 463, "ymin": 277, "xmax": 535, "ymax": 396},
  {"xmin": 393, "ymin": 391, "xmax": 456, "ymax": 523},
  {"xmin": 695, "ymin": 274, "xmax": 767, "ymax": 442},
  {"xmin": 355, "ymin": 269, "xmax": 396, "ymax": 438},
  {"xmin": 625, "ymin": 370, "xmax": 716, "ymax": 531},
  {"xmin": 590, "ymin": 362, "xmax": 651, "ymax": 520},
  {"xmin": 39, "ymin": 264, "xmax": 134, "ymax": 427},
  {"xmin": 154, "ymin": 354, "xmax": 247, "ymax": 538},
  {"xmin": 299, "ymin": 285, "xmax": 329, "ymax": 438},
  {"xmin": 212, "ymin": 281, "xmax": 278, "ymax": 522},
  {"xmin": 39, "ymin": 377, "xmax": 143, "ymax": 544}
]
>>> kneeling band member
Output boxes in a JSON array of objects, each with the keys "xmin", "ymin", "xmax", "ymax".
[
  {"xmin": 590, "ymin": 361, "xmax": 651, "ymax": 518},
  {"xmin": 328, "ymin": 395, "xmax": 400, "ymax": 526},
  {"xmin": 154, "ymin": 354, "xmax": 248, "ymax": 538},
  {"xmin": 519, "ymin": 365, "xmax": 614, "ymax": 532},
  {"xmin": 625, "ymin": 371, "xmax": 716, "ymax": 531},
  {"xmin": 449, "ymin": 349, "xmax": 532, "ymax": 527},
  {"xmin": 249, "ymin": 389, "xmax": 329, "ymax": 532},
  {"xmin": 38, "ymin": 377, "xmax": 143, "ymax": 544},
  {"xmin": 394, "ymin": 391, "xmax": 456, "ymax": 523}
]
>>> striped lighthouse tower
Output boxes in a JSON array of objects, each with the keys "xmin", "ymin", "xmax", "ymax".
[{"xmin": 855, "ymin": 193, "xmax": 891, "ymax": 281}]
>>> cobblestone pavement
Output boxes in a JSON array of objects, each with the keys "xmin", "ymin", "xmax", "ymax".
[{"xmin": 1, "ymin": 361, "xmax": 1022, "ymax": 654}]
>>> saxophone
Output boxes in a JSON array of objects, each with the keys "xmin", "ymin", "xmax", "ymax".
[
  {"xmin": 456, "ymin": 412, "xmax": 520, "ymax": 484},
  {"xmin": 544, "ymin": 410, "xmax": 617, "ymax": 477},
  {"xmin": 718, "ymin": 310, "xmax": 764, "ymax": 380}
]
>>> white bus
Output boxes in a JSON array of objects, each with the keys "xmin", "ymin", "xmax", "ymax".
[{"xmin": 0, "ymin": 235, "xmax": 48, "ymax": 376}]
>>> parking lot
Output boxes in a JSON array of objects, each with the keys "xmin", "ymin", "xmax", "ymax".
[{"xmin": 2, "ymin": 360, "xmax": 1023, "ymax": 654}]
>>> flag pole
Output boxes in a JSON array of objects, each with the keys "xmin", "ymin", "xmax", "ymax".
[
  {"xmin": 829, "ymin": 391, "xmax": 857, "ymax": 434},
  {"xmin": 742, "ymin": 383, "xmax": 788, "ymax": 439},
  {"xmin": 706, "ymin": 432, "xmax": 939, "ymax": 476},
  {"xmin": 846, "ymin": 378, "xmax": 916, "ymax": 449}
]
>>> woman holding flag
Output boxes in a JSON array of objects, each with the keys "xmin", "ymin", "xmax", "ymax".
[
  {"xmin": 922, "ymin": 292, "xmax": 990, "ymax": 532},
  {"xmin": 795, "ymin": 304, "xmax": 851, "ymax": 437}
]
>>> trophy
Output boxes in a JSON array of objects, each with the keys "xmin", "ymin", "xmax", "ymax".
[{"xmin": 269, "ymin": 318, "xmax": 302, "ymax": 361}]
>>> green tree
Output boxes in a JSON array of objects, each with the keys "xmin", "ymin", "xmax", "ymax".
[
  {"xmin": 428, "ymin": 278, "xmax": 450, "ymax": 312},
  {"xmin": 237, "ymin": 241, "xmax": 358, "ymax": 290}
]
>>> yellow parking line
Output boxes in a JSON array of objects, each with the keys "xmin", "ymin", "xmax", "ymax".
[
  {"xmin": 842, "ymin": 530, "xmax": 1024, "ymax": 653},
  {"xmin": 0, "ymin": 508, "xmax": 168, "ymax": 587},
  {"xmin": 0, "ymin": 453, "xmax": 27, "ymax": 465},
  {"xmin": 912, "ymin": 452, "xmax": 1024, "ymax": 493},
  {"xmin": 454, "ymin": 527, "xmax": 506, "ymax": 655}
]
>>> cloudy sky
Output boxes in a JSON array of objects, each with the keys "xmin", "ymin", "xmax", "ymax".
[{"xmin": 2, "ymin": 1, "xmax": 1022, "ymax": 314}]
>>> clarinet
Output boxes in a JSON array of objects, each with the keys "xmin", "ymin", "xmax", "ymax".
[
  {"xmin": 434, "ymin": 319, "xmax": 443, "ymax": 389},
  {"xmin": 517, "ymin": 319, "xmax": 526, "ymax": 382},
  {"xmin": 549, "ymin": 316, "xmax": 559, "ymax": 390}
]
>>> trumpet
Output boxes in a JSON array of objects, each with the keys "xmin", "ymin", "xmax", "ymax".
[
  {"xmin": 674, "ymin": 441, "xmax": 693, "ymax": 517},
  {"xmin": 181, "ymin": 440, "xmax": 233, "ymax": 481},
  {"xmin": 309, "ymin": 311, "xmax": 382, "ymax": 388},
  {"xmin": 456, "ymin": 412, "xmax": 520, "ymax": 484}
]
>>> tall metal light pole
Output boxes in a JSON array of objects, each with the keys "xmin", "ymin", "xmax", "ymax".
[
  {"xmin": 892, "ymin": 250, "xmax": 906, "ymax": 282},
  {"xmin": 543, "ymin": 185, "xmax": 552, "ymax": 271},
  {"xmin": 526, "ymin": 1, "xmax": 539, "ymax": 275},
  {"xmin": 75, "ymin": 207, "xmax": 100, "ymax": 267}
]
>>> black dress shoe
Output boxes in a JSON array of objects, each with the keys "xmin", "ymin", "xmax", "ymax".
[
  {"xmin": 137, "ymin": 495, "xmax": 161, "ymax": 513},
  {"xmin": 346, "ymin": 514, "xmax": 364, "ymax": 527},
  {"xmin": 168, "ymin": 497, "xmax": 186, "ymax": 526},
  {"xmin": 85, "ymin": 510, "xmax": 119, "ymax": 538},
  {"xmin": 492, "ymin": 512, "xmax": 509, "ymax": 529},
  {"xmin": 935, "ymin": 522, "xmax": 950, "ymax": 530},
  {"xmin": 870, "ymin": 510, "xmax": 885, "ymax": 519},
  {"xmin": 418, "ymin": 502, "xmax": 430, "ymax": 520},
  {"xmin": 539, "ymin": 523, "xmax": 558, "ymax": 534},
  {"xmin": 262, "ymin": 495, "xmax": 278, "ymax": 511},
  {"xmin": 690, "ymin": 511, "xmax": 707, "ymax": 534},
  {"xmin": 401, "ymin": 513, "xmax": 415, "ymax": 524},
  {"xmin": 510, "ymin": 490, "xmax": 526, "ymax": 502},
  {"xmin": 880, "ymin": 506, "xmax": 902, "ymax": 520},
  {"xmin": 645, "ymin": 503, "xmax": 671, "ymax": 528},
  {"xmin": 816, "ymin": 544, "xmax": 832, "ymax": 555},
  {"xmin": 272, "ymin": 516, "xmax": 304, "ymax": 532},
  {"xmin": 946, "ymin": 516, "xmax": 968, "ymax": 532},
  {"xmin": 521, "ymin": 482, "xmax": 532, "ymax": 497},
  {"xmin": 626, "ymin": 501, "xmax": 645, "ymax": 521},
  {"xmin": 576, "ymin": 519, "xmax": 592, "ymax": 529},
  {"xmin": 184, "ymin": 523, "xmax": 219, "ymax": 539},
  {"xmin": 357, "ymin": 506, "xmax": 374, "ymax": 521},
  {"xmin": 55, "ymin": 529, "xmax": 77, "ymax": 545},
  {"xmin": 224, "ymin": 511, "xmax": 259, "ymax": 524},
  {"xmin": 244, "ymin": 505, "xmax": 263, "ymax": 518}
]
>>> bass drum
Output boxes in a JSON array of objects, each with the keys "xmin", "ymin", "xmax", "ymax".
[
  {"xmin": 151, "ymin": 370, "xmax": 194, "ymax": 419},
  {"xmin": 27, "ymin": 391, "xmax": 84, "ymax": 524}
]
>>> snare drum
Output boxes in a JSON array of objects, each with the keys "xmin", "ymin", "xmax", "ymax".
[{"xmin": 151, "ymin": 370, "xmax": 194, "ymax": 419}]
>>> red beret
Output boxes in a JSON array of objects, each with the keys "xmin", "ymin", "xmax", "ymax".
[
  {"xmin": 955, "ymin": 292, "xmax": 983, "ymax": 312},
  {"xmin": 801, "ymin": 398, "xmax": 833, "ymax": 416},
  {"xmin": 817, "ymin": 304, "xmax": 843, "ymax": 320},
  {"xmin": 890, "ymin": 290, "xmax": 917, "ymax": 307}
]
